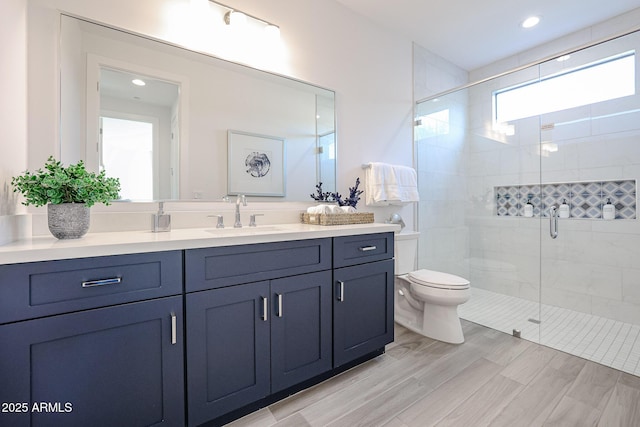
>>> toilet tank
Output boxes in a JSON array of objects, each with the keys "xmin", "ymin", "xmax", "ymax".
[{"xmin": 394, "ymin": 232, "xmax": 420, "ymax": 275}]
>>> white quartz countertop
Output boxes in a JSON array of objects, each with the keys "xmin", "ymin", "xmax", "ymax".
[{"xmin": 0, "ymin": 223, "xmax": 400, "ymax": 265}]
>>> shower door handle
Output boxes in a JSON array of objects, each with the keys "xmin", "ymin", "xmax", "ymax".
[{"xmin": 549, "ymin": 205, "xmax": 559, "ymax": 239}]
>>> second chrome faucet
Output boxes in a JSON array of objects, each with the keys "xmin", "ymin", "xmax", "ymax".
[{"xmin": 234, "ymin": 194, "xmax": 247, "ymax": 228}]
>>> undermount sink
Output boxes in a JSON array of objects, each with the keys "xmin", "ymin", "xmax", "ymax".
[{"xmin": 205, "ymin": 226, "xmax": 287, "ymax": 236}]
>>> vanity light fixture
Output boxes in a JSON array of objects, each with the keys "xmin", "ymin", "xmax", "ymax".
[
  {"xmin": 521, "ymin": 16, "xmax": 540, "ymax": 29},
  {"xmin": 264, "ymin": 24, "xmax": 281, "ymax": 39},
  {"xmin": 131, "ymin": 79, "xmax": 146, "ymax": 86},
  {"xmin": 224, "ymin": 10, "xmax": 247, "ymax": 27},
  {"xmin": 212, "ymin": 0, "xmax": 280, "ymax": 37}
]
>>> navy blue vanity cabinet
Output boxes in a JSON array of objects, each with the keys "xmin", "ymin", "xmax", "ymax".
[
  {"xmin": 333, "ymin": 233, "xmax": 395, "ymax": 367},
  {"xmin": 184, "ymin": 240, "xmax": 332, "ymax": 426},
  {"xmin": 185, "ymin": 281, "xmax": 271, "ymax": 427},
  {"xmin": 270, "ymin": 271, "xmax": 332, "ymax": 392},
  {"xmin": 0, "ymin": 251, "xmax": 184, "ymax": 427}
]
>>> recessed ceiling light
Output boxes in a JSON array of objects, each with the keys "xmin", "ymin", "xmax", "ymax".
[
  {"xmin": 521, "ymin": 16, "xmax": 540, "ymax": 29},
  {"xmin": 132, "ymin": 79, "xmax": 146, "ymax": 86}
]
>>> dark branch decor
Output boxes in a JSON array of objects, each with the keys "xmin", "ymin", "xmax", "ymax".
[
  {"xmin": 310, "ymin": 182, "xmax": 333, "ymax": 202},
  {"xmin": 310, "ymin": 178, "xmax": 364, "ymax": 209}
]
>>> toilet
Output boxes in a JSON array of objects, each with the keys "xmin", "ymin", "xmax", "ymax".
[{"xmin": 394, "ymin": 232, "xmax": 471, "ymax": 344}]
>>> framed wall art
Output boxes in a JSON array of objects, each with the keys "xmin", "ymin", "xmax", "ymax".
[{"xmin": 227, "ymin": 130, "xmax": 285, "ymax": 196}]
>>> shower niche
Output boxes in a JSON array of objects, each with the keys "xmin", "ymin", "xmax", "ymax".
[{"xmin": 495, "ymin": 179, "xmax": 636, "ymax": 219}]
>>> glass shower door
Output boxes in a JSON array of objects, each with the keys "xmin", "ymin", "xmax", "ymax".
[
  {"xmin": 415, "ymin": 68, "xmax": 544, "ymax": 343},
  {"xmin": 538, "ymin": 31, "xmax": 640, "ymax": 375}
]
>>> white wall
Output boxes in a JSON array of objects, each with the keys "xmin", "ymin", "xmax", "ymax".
[
  {"xmin": 18, "ymin": 0, "xmax": 414, "ymax": 234},
  {"xmin": 0, "ymin": 0, "xmax": 30, "ymax": 244}
]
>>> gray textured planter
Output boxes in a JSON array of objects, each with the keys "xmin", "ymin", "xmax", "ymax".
[{"xmin": 47, "ymin": 203, "xmax": 90, "ymax": 239}]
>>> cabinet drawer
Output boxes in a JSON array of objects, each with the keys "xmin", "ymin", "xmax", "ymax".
[
  {"xmin": 185, "ymin": 238, "xmax": 331, "ymax": 292},
  {"xmin": 333, "ymin": 233, "xmax": 394, "ymax": 268},
  {"xmin": 0, "ymin": 251, "xmax": 183, "ymax": 324}
]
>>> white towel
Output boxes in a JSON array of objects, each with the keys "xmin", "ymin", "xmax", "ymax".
[
  {"xmin": 365, "ymin": 162, "xmax": 419, "ymax": 206},
  {"xmin": 306, "ymin": 204, "xmax": 347, "ymax": 214},
  {"xmin": 306, "ymin": 204, "xmax": 334, "ymax": 214}
]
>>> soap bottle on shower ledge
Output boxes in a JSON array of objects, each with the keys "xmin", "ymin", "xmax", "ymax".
[
  {"xmin": 524, "ymin": 196, "xmax": 534, "ymax": 217},
  {"xmin": 603, "ymin": 198, "xmax": 615, "ymax": 220},
  {"xmin": 559, "ymin": 198, "xmax": 570, "ymax": 219}
]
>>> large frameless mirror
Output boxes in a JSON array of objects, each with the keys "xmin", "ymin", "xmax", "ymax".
[{"xmin": 60, "ymin": 14, "xmax": 336, "ymax": 202}]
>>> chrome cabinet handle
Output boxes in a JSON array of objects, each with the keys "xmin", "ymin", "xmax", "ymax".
[
  {"xmin": 358, "ymin": 245, "xmax": 377, "ymax": 252},
  {"xmin": 262, "ymin": 297, "xmax": 268, "ymax": 321},
  {"xmin": 170, "ymin": 312, "xmax": 177, "ymax": 345},
  {"xmin": 549, "ymin": 205, "xmax": 559, "ymax": 239},
  {"xmin": 82, "ymin": 277, "xmax": 122, "ymax": 288},
  {"xmin": 337, "ymin": 281, "xmax": 344, "ymax": 302},
  {"xmin": 277, "ymin": 293, "xmax": 283, "ymax": 317}
]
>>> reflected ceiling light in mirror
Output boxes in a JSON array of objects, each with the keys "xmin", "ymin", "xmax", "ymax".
[
  {"xmin": 521, "ymin": 16, "xmax": 540, "ymax": 29},
  {"xmin": 132, "ymin": 79, "xmax": 146, "ymax": 86}
]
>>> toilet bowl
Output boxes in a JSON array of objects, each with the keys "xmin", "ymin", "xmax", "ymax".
[{"xmin": 394, "ymin": 233, "xmax": 471, "ymax": 344}]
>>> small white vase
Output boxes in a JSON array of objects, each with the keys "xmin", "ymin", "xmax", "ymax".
[{"xmin": 47, "ymin": 203, "xmax": 90, "ymax": 239}]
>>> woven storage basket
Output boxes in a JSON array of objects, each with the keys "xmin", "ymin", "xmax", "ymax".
[{"xmin": 300, "ymin": 212, "xmax": 374, "ymax": 226}]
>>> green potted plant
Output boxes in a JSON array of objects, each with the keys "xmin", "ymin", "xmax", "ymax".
[{"xmin": 11, "ymin": 156, "xmax": 121, "ymax": 239}]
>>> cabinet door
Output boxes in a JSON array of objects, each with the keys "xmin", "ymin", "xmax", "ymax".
[
  {"xmin": 333, "ymin": 259, "xmax": 394, "ymax": 367},
  {"xmin": 186, "ymin": 282, "xmax": 270, "ymax": 426},
  {"xmin": 0, "ymin": 296, "xmax": 184, "ymax": 427},
  {"xmin": 270, "ymin": 270, "xmax": 332, "ymax": 393}
]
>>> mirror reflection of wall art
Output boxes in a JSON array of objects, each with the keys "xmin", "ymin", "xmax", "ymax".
[{"xmin": 227, "ymin": 130, "xmax": 285, "ymax": 196}]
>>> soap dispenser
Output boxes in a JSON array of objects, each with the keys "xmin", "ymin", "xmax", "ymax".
[
  {"xmin": 152, "ymin": 201, "xmax": 171, "ymax": 232},
  {"xmin": 524, "ymin": 196, "xmax": 534, "ymax": 218},
  {"xmin": 603, "ymin": 198, "xmax": 615, "ymax": 220},
  {"xmin": 559, "ymin": 199, "xmax": 570, "ymax": 219}
]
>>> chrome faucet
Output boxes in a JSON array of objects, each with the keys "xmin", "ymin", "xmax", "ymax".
[{"xmin": 234, "ymin": 194, "xmax": 247, "ymax": 228}]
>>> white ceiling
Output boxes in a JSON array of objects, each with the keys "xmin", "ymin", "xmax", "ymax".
[{"xmin": 333, "ymin": 0, "xmax": 640, "ymax": 70}]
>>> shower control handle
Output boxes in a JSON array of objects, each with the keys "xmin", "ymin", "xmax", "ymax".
[{"xmin": 549, "ymin": 205, "xmax": 559, "ymax": 239}]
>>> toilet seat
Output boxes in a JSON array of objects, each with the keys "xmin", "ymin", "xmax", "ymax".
[{"xmin": 408, "ymin": 269, "xmax": 470, "ymax": 290}]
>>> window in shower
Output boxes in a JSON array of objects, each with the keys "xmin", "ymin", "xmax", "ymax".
[{"xmin": 494, "ymin": 51, "xmax": 636, "ymax": 123}]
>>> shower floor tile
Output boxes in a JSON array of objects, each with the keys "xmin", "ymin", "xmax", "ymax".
[{"xmin": 458, "ymin": 287, "xmax": 640, "ymax": 377}]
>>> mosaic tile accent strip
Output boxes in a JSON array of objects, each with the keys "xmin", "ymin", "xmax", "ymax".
[{"xmin": 495, "ymin": 180, "xmax": 636, "ymax": 219}]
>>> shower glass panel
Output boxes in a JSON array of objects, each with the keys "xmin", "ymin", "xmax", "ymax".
[
  {"xmin": 538, "ymin": 31, "xmax": 640, "ymax": 375},
  {"xmin": 415, "ymin": 29, "xmax": 640, "ymax": 376},
  {"xmin": 414, "ymin": 65, "xmax": 543, "ymax": 343}
]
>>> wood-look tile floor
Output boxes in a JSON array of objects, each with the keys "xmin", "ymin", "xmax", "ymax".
[{"xmin": 227, "ymin": 321, "xmax": 640, "ymax": 427}]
